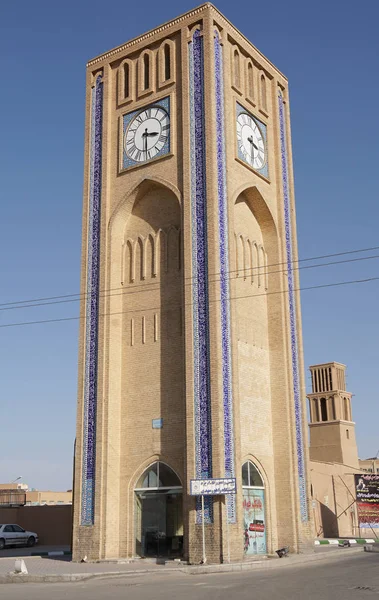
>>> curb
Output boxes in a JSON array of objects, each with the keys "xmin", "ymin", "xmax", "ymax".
[
  {"xmin": 314, "ymin": 538, "xmax": 376, "ymax": 546},
  {"xmin": 0, "ymin": 546, "xmax": 364, "ymax": 584},
  {"xmin": 31, "ymin": 551, "xmax": 72, "ymax": 557}
]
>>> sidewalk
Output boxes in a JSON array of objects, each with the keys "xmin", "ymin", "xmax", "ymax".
[
  {"xmin": 0, "ymin": 546, "xmax": 366, "ymax": 584},
  {"xmin": 314, "ymin": 537, "xmax": 376, "ymax": 545}
]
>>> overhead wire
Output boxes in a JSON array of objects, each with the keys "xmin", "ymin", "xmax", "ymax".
[
  {"xmin": 0, "ymin": 274, "xmax": 378, "ymax": 329},
  {"xmin": 0, "ymin": 244, "xmax": 378, "ymax": 309},
  {"xmin": 0, "ymin": 249, "xmax": 379, "ymax": 313}
]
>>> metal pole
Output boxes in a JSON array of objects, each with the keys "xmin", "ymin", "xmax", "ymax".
[
  {"xmin": 201, "ymin": 495, "xmax": 207, "ymax": 564},
  {"xmin": 226, "ymin": 496, "xmax": 231, "ymax": 563}
]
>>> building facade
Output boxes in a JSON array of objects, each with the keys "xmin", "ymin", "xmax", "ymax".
[
  {"xmin": 307, "ymin": 362, "xmax": 374, "ymax": 539},
  {"xmin": 73, "ymin": 3, "xmax": 313, "ymax": 563}
]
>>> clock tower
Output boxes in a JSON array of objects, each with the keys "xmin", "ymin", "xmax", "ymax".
[{"xmin": 73, "ymin": 3, "xmax": 313, "ymax": 563}]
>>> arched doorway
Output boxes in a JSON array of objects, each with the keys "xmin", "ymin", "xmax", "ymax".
[
  {"xmin": 134, "ymin": 462, "xmax": 183, "ymax": 558},
  {"xmin": 242, "ymin": 461, "xmax": 267, "ymax": 555}
]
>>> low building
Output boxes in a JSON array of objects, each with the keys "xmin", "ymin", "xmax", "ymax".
[
  {"xmin": 307, "ymin": 362, "xmax": 377, "ymax": 539},
  {"xmin": 0, "ymin": 484, "xmax": 72, "ymax": 507},
  {"xmin": 359, "ymin": 457, "xmax": 379, "ymax": 474},
  {"xmin": 25, "ymin": 490, "xmax": 72, "ymax": 506}
]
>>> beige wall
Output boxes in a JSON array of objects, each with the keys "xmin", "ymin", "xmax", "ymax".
[
  {"xmin": 310, "ymin": 460, "xmax": 358, "ymax": 538},
  {"xmin": 73, "ymin": 3, "xmax": 313, "ymax": 562},
  {"xmin": 0, "ymin": 506, "xmax": 72, "ymax": 546},
  {"xmin": 26, "ymin": 491, "xmax": 72, "ymax": 505}
]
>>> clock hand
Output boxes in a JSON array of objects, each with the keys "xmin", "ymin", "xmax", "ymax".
[
  {"xmin": 142, "ymin": 128, "xmax": 148, "ymax": 158},
  {"xmin": 146, "ymin": 131, "xmax": 159, "ymax": 137}
]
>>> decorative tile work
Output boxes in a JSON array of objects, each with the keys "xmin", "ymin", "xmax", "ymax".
[
  {"xmin": 236, "ymin": 103, "xmax": 269, "ymax": 179},
  {"xmin": 121, "ymin": 96, "xmax": 170, "ymax": 170},
  {"xmin": 278, "ymin": 91, "xmax": 308, "ymax": 522},
  {"xmin": 214, "ymin": 31, "xmax": 236, "ymax": 524},
  {"xmin": 81, "ymin": 74, "xmax": 103, "ymax": 526},
  {"xmin": 189, "ymin": 28, "xmax": 213, "ymax": 523}
]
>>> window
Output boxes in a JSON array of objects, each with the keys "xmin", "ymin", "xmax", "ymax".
[
  {"xmin": 164, "ymin": 44, "xmax": 171, "ymax": 81},
  {"xmin": 330, "ymin": 397, "xmax": 336, "ymax": 420},
  {"xmin": 248, "ymin": 62, "xmax": 254, "ymax": 98},
  {"xmin": 242, "ymin": 461, "xmax": 264, "ymax": 487},
  {"xmin": 12, "ymin": 525, "xmax": 24, "ymax": 532},
  {"xmin": 4, "ymin": 525, "xmax": 13, "ymax": 532},
  {"xmin": 344, "ymin": 397, "xmax": 349, "ymax": 421},
  {"xmin": 320, "ymin": 397, "xmax": 328, "ymax": 422},
  {"xmin": 260, "ymin": 73, "xmax": 267, "ymax": 111},
  {"xmin": 143, "ymin": 54, "xmax": 150, "ymax": 90},
  {"xmin": 346, "ymin": 429, "xmax": 350, "ymax": 439},
  {"xmin": 234, "ymin": 49, "xmax": 240, "ymax": 88},
  {"xmin": 314, "ymin": 399, "xmax": 320, "ymax": 422},
  {"xmin": 136, "ymin": 462, "xmax": 181, "ymax": 490},
  {"xmin": 124, "ymin": 62, "xmax": 129, "ymax": 98}
]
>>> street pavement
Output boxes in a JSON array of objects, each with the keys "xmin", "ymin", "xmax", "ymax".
[
  {"xmin": 1, "ymin": 551, "xmax": 379, "ymax": 600},
  {"xmin": 0, "ymin": 545, "xmax": 360, "ymax": 579}
]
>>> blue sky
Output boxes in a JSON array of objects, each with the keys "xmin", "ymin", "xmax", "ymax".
[{"xmin": 1, "ymin": 0, "xmax": 378, "ymax": 490}]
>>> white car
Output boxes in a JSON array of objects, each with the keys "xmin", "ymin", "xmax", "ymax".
[{"xmin": 0, "ymin": 524, "xmax": 38, "ymax": 549}]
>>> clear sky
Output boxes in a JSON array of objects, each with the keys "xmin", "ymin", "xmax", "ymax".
[{"xmin": 1, "ymin": 0, "xmax": 378, "ymax": 491}]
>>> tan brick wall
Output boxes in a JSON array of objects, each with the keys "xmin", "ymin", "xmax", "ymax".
[{"xmin": 73, "ymin": 3, "xmax": 313, "ymax": 562}]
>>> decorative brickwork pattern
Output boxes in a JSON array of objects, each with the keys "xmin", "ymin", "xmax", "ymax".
[
  {"xmin": 214, "ymin": 31, "xmax": 236, "ymax": 524},
  {"xmin": 278, "ymin": 91, "xmax": 308, "ymax": 522},
  {"xmin": 81, "ymin": 75, "xmax": 103, "ymax": 526},
  {"xmin": 189, "ymin": 29, "xmax": 213, "ymax": 523}
]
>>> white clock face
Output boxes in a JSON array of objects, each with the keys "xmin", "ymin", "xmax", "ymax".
[
  {"xmin": 236, "ymin": 112, "xmax": 266, "ymax": 170},
  {"xmin": 124, "ymin": 106, "xmax": 170, "ymax": 162}
]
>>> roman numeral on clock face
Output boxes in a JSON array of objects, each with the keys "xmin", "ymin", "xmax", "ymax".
[{"xmin": 124, "ymin": 104, "xmax": 170, "ymax": 164}]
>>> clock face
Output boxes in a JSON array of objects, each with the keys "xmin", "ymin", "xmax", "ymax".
[
  {"xmin": 124, "ymin": 106, "xmax": 170, "ymax": 163},
  {"xmin": 236, "ymin": 112, "xmax": 266, "ymax": 170}
]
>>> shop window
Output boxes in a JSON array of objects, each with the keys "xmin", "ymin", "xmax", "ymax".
[
  {"xmin": 242, "ymin": 460, "xmax": 264, "ymax": 487},
  {"xmin": 136, "ymin": 461, "xmax": 181, "ymax": 489}
]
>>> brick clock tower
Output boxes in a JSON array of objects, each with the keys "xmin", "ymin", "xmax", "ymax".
[{"xmin": 73, "ymin": 3, "xmax": 313, "ymax": 562}]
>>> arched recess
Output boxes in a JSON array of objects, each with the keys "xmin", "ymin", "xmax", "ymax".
[
  {"xmin": 246, "ymin": 59, "xmax": 255, "ymax": 104},
  {"xmin": 134, "ymin": 461, "xmax": 183, "ymax": 558},
  {"xmin": 233, "ymin": 185, "xmax": 287, "ymax": 552},
  {"xmin": 138, "ymin": 49, "xmax": 155, "ymax": 96},
  {"xmin": 105, "ymin": 178, "xmax": 184, "ymax": 559},
  {"xmin": 233, "ymin": 185, "xmax": 279, "ymax": 458},
  {"xmin": 242, "ymin": 460, "xmax": 267, "ymax": 555},
  {"xmin": 158, "ymin": 39, "xmax": 176, "ymax": 87},
  {"xmin": 231, "ymin": 45, "xmax": 242, "ymax": 91},
  {"xmin": 118, "ymin": 58, "xmax": 134, "ymax": 105},
  {"xmin": 259, "ymin": 72, "xmax": 268, "ymax": 112}
]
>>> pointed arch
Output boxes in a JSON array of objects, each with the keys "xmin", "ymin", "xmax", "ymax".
[
  {"xmin": 109, "ymin": 176, "xmax": 182, "ymax": 239},
  {"xmin": 125, "ymin": 237, "xmax": 136, "ymax": 283},
  {"xmin": 246, "ymin": 59, "xmax": 254, "ymax": 102},
  {"xmin": 231, "ymin": 45, "xmax": 241, "ymax": 90},
  {"xmin": 138, "ymin": 49, "xmax": 155, "ymax": 96},
  {"xmin": 158, "ymin": 39, "xmax": 176, "ymax": 87},
  {"xmin": 118, "ymin": 58, "xmax": 134, "ymax": 105},
  {"xmin": 260, "ymin": 72, "xmax": 267, "ymax": 112}
]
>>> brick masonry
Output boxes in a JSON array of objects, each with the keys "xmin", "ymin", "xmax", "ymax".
[{"xmin": 72, "ymin": 3, "xmax": 314, "ymax": 563}]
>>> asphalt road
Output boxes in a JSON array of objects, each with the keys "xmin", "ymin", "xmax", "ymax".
[{"xmin": 3, "ymin": 553, "xmax": 379, "ymax": 600}]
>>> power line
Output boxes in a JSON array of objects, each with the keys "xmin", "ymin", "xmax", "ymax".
[
  {"xmin": 1, "ymin": 251, "xmax": 379, "ymax": 313},
  {"xmin": 1, "ymin": 275, "xmax": 378, "ymax": 329},
  {"xmin": 1, "ymin": 244, "xmax": 378, "ymax": 309}
]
